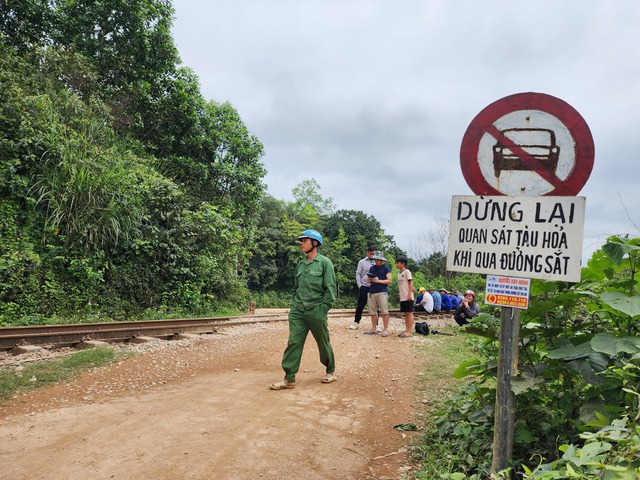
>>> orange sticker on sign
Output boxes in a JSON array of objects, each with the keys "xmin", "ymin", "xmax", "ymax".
[{"xmin": 485, "ymin": 274, "xmax": 531, "ymax": 310}]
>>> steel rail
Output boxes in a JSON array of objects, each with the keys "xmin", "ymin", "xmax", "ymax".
[
  {"xmin": 0, "ymin": 309, "xmax": 454, "ymax": 352},
  {"xmin": 0, "ymin": 314, "xmax": 289, "ymax": 351},
  {"xmin": 0, "ymin": 309, "xmax": 357, "ymax": 351}
]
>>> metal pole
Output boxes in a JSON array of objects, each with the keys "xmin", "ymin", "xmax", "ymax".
[{"xmin": 491, "ymin": 306, "xmax": 521, "ymax": 475}]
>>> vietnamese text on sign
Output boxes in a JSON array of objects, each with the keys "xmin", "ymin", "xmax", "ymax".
[
  {"xmin": 485, "ymin": 275, "xmax": 531, "ymax": 310},
  {"xmin": 446, "ymin": 196, "xmax": 585, "ymax": 282}
]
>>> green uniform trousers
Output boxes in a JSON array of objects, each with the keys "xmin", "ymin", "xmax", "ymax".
[{"xmin": 281, "ymin": 305, "xmax": 335, "ymax": 383}]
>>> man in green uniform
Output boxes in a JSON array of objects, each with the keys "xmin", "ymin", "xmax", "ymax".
[{"xmin": 270, "ymin": 229, "xmax": 337, "ymax": 390}]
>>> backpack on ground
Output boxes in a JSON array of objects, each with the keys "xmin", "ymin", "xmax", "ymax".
[{"xmin": 415, "ymin": 322, "xmax": 430, "ymax": 335}]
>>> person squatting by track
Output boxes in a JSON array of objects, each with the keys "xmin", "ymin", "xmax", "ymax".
[
  {"xmin": 453, "ymin": 290, "xmax": 480, "ymax": 326},
  {"xmin": 414, "ymin": 287, "xmax": 434, "ymax": 313},
  {"xmin": 270, "ymin": 229, "xmax": 338, "ymax": 390}
]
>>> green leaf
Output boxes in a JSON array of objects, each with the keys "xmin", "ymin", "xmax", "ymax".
[
  {"xmin": 561, "ymin": 444, "xmax": 577, "ymax": 460},
  {"xmin": 452, "ymin": 359, "xmax": 484, "ymax": 378},
  {"xmin": 600, "ymin": 292, "xmax": 640, "ymax": 317},
  {"xmin": 573, "ymin": 441, "xmax": 611, "ymax": 465},
  {"xmin": 511, "ymin": 372, "xmax": 544, "ymax": 395},
  {"xmin": 591, "ymin": 333, "xmax": 640, "ymax": 355},
  {"xmin": 514, "ymin": 424, "xmax": 536, "ymax": 443},
  {"xmin": 579, "ymin": 398, "xmax": 608, "ymax": 424},
  {"xmin": 602, "ymin": 239, "xmax": 640, "ymax": 265},
  {"xmin": 547, "ymin": 341, "xmax": 594, "ymax": 360},
  {"xmin": 566, "ymin": 358, "xmax": 605, "ymax": 384}
]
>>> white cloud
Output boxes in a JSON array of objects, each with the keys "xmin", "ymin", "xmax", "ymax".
[{"xmin": 172, "ymin": 0, "xmax": 640, "ymax": 264}]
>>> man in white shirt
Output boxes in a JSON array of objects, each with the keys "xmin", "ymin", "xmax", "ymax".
[
  {"xmin": 414, "ymin": 290, "xmax": 434, "ymax": 313},
  {"xmin": 351, "ymin": 245, "xmax": 376, "ymax": 329}
]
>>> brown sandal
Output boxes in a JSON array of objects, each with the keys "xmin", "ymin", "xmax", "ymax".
[
  {"xmin": 269, "ymin": 381, "xmax": 295, "ymax": 390},
  {"xmin": 320, "ymin": 373, "xmax": 337, "ymax": 384}
]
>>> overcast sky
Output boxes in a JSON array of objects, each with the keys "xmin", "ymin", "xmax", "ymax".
[{"xmin": 170, "ymin": 1, "xmax": 640, "ymax": 263}]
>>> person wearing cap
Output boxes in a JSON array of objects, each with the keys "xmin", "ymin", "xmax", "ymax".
[
  {"xmin": 454, "ymin": 290, "xmax": 480, "ymax": 326},
  {"xmin": 270, "ymin": 229, "xmax": 337, "ymax": 390},
  {"xmin": 351, "ymin": 245, "xmax": 377, "ymax": 330},
  {"xmin": 365, "ymin": 251, "xmax": 392, "ymax": 336},
  {"xmin": 440, "ymin": 288, "xmax": 452, "ymax": 312},
  {"xmin": 415, "ymin": 287, "xmax": 426, "ymax": 306},
  {"xmin": 428, "ymin": 287, "xmax": 442, "ymax": 313},
  {"xmin": 414, "ymin": 287, "xmax": 433, "ymax": 313}
]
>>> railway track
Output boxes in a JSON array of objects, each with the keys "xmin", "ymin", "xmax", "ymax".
[
  {"xmin": 0, "ymin": 313, "xmax": 289, "ymax": 352},
  {"xmin": 0, "ymin": 309, "xmax": 454, "ymax": 353}
]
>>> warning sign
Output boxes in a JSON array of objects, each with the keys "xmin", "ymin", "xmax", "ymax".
[
  {"xmin": 485, "ymin": 275, "xmax": 531, "ymax": 310},
  {"xmin": 460, "ymin": 92, "xmax": 594, "ymax": 196},
  {"xmin": 446, "ymin": 195, "xmax": 586, "ymax": 282}
]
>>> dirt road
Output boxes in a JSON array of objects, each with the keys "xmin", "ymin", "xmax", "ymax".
[{"xmin": 0, "ymin": 313, "xmax": 455, "ymax": 479}]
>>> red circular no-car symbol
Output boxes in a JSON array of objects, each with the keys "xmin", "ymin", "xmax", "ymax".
[{"xmin": 460, "ymin": 92, "xmax": 595, "ymax": 196}]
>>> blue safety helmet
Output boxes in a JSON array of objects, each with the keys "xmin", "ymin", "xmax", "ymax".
[{"xmin": 298, "ymin": 229, "xmax": 323, "ymax": 245}]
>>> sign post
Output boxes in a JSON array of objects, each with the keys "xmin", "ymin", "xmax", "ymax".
[
  {"xmin": 455, "ymin": 92, "xmax": 594, "ymax": 475},
  {"xmin": 492, "ymin": 306, "xmax": 520, "ymax": 475}
]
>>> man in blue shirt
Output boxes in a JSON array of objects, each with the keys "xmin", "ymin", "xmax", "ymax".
[
  {"xmin": 365, "ymin": 251, "xmax": 392, "ymax": 337},
  {"xmin": 428, "ymin": 287, "xmax": 442, "ymax": 313},
  {"xmin": 440, "ymin": 289, "xmax": 452, "ymax": 312}
]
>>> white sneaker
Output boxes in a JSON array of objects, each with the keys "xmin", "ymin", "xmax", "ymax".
[
  {"xmin": 376, "ymin": 324, "xmax": 383, "ymax": 332},
  {"xmin": 349, "ymin": 322, "xmax": 359, "ymax": 330}
]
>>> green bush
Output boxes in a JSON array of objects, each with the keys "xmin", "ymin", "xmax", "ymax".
[
  {"xmin": 331, "ymin": 295, "xmax": 357, "ymax": 309},
  {"xmin": 413, "ymin": 236, "xmax": 640, "ymax": 478},
  {"xmin": 250, "ymin": 290, "xmax": 292, "ymax": 309}
]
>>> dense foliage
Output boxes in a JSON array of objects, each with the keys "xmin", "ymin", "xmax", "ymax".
[
  {"xmin": 1, "ymin": 2, "xmax": 419, "ymax": 324},
  {"xmin": 1, "ymin": 1, "xmax": 268, "ymax": 322},
  {"xmin": 414, "ymin": 235, "xmax": 640, "ymax": 479}
]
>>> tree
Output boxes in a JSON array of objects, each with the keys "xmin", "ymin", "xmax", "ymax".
[
  {"xmin": 157, "ymin": 100, "xmax": 266, "ymax": 214},
  {"xmin": 409, "ymin": 215, "xmax": 451, "ymax": 283},
  {"xmin": 0, "ymin": 0, "xmax": 55, "ymax": 53},
  {"xmin": 135, "ymin": 66, "xmax": 206, "ymax": 156},
  {"xmin": 53, "ymin": 0, "xmax": 178, "ymax": 96},
  {"xmin": 205, "ymin": 101, "xmax": 266, "ymax": 216},
  {"xmin": 409, "ymin": 215, "xmax": 449, "ymax": 261},
  {"xmin": 323, "ymin": 209, "xmax": 384, "ymax": 257},
  {"xmin": 246, "ymin": 194, "xmax": 290, "ymax": 290},
  {"xmin": 289, "ymin": 179, "xmax": 335, "ymax": 226},
  {"xmin": 417, "ymin": 252, "xmax": 447, "ymax": 282},
  {"xmin": 323, "ymin": 228, "xmax": 350, "ymax": 297},
  {"xmin": 321, "ymin": 209, "xmax": 397, "ymax": 294},
  {"xmin": 0, "ymin": 6, "xmax": 267, "ymax": 321}
]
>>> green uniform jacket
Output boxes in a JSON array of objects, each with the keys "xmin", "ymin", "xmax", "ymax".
[{"xmin": 291, "ymin": 253, "xmax": 337, "ymax": 311}]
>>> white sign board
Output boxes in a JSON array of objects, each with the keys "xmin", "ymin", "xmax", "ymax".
[
  {"xmin": 446, "ymin": 196, "xmax": 586, "ymax": 282},
  {"xmin": 485, "ymin": 275, "xmax": 531, "ymax": 310}
]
